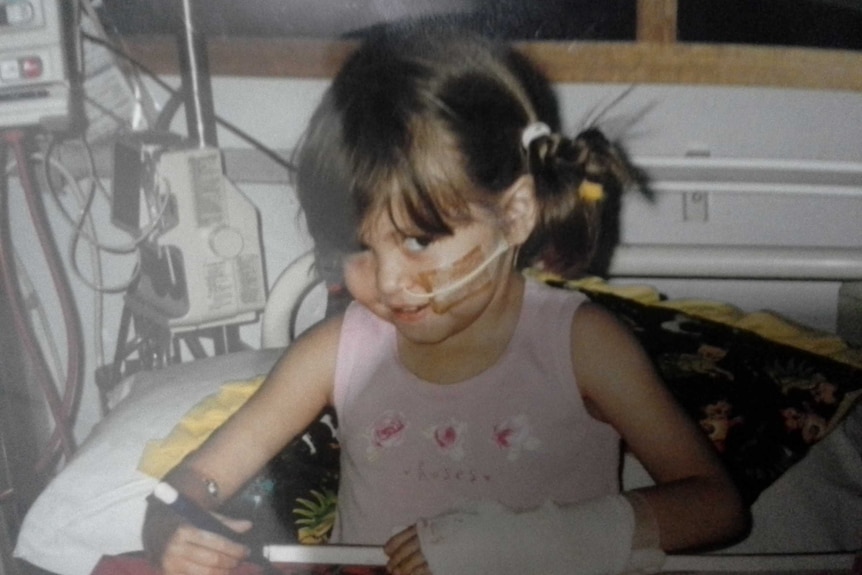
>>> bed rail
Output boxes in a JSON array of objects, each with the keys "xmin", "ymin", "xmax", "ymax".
[
  {"xmin": 613, "ymin": 157, "xmax": 862, "ymax": 280},
  {"xmin": 640, "ymin": 157, "xmax": 862, "ymax": 198},
  {"xmin": 609, "ymin": 245, "xmax": 862, "ymax": 280},
  {"xmin": 662, "ymin": 551, "xmax": 858, "ymax": 573}
]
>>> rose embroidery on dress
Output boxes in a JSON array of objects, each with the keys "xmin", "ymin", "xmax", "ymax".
[
  {"xmin": 492, "ymin": 414, "xmax": 541, "ymax": 461},
  {"xmin": 366, "ymin": 410, "xmax": 408, "ymax": 460},
  {"xmin": 425, "ymin": 419, "xmax": 467, "ymax": 460}
]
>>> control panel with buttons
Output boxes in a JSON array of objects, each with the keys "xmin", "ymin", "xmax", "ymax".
[{"xmin": 0, "ymin": 0, "xmax": 71, "ymax": 130}]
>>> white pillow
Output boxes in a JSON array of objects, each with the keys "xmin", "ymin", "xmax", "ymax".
[
  {"xmin": 14, "ymin": 349, "xmax": 282, "ymax": 575},
  {"xmin": 721, "ymin": 407, "xmax": 862, "ymax": 555}
]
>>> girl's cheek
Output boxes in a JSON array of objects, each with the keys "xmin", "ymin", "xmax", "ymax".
[{"xmin": 343, "ymin": 254, "xmax": 378, "ymax": 303}]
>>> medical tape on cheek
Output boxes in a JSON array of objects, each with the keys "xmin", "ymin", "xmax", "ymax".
[
  {"xmin": 405, "ymin": 240, "xmax": 509, "ymax": 313},
  {"xmin": 416, "ymin": 245, "xmax": 484, "ymax": 294},
  {"xmin": 423, "ymin": 247, "xmax": 490, "ymax": 314}
]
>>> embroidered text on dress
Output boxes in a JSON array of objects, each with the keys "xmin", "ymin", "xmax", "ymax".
[{"xmin": 402, "ymin": 460, "xmax": 493, "ymax": 483}]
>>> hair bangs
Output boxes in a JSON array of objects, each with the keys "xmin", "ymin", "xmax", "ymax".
[{"xmin": 355, "ymin": 117, "xmax": 476, "ymax": 242}]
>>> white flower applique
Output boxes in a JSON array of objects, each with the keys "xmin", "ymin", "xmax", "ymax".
[
  {"xmin": 492, "ymin": 414, "xmax": 541, "ymax": 461},
  {"xmin": 424, "ymin": 418, "xmax": 467, "ymax": 461},
  {"xmin": 366, "ymin": 410, "xmax": 408, "ymax": 461}
]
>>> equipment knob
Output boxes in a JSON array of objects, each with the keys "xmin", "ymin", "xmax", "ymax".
[{"xmin": 209, "ymin": 226, "xmax": 244, "ymax": 259}]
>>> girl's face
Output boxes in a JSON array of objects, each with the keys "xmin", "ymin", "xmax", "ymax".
[{"xmin": 342, "ymin": 203, "xmax": 514, "ymax": 345}]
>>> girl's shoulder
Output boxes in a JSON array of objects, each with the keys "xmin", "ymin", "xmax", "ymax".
[
  {"xmin": 521, "ymin": 277, "xmax": 622, "ymax": 334},
  {"xmin": 524, "ymin": 276, "xmax": 591, "ymax": 308},
  {"xmin": 569, "ymin": 291, "xmax": 645, "ymax": 352},
  {"xmin": 519, "ymin": 278, "xmax": 593, "ymax": 355},
  {"xmin": 522, "ymin": 278, "xmax": 592, "ymax": 334},
  {"xmin": 569, "ymin": 296, "xmax": 661, "ymax": 399},
  {"xmin": 281, "ymin": 312, "xmax": 345, "ymax": 378}
]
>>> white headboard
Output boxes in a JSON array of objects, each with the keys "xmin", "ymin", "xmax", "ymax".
[{"xmin": 261, "ymin": 250, "xmax": 323, "ymax": 349}]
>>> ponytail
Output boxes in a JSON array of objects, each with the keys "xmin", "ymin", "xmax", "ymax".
[{"xmin": 521, "ymin": 125, "xmax": 635, "ymax": 277}]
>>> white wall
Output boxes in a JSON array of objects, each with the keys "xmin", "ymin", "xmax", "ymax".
[
  {"xmin": 551, "ymin": 83, "xmax": 862, "ymax": 334},
  {"xmin": 7, "ymin": 75, "xmax": 862, "ymax": 444}
]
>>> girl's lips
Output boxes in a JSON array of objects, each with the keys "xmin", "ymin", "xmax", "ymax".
[{"xmin": 389, "ymin": 303, "xmax": 430, "ymax": 323}]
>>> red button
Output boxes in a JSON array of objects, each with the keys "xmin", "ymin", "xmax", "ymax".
[{"xmin": 21, "ymin": 57, "xmax": 43, "ymax": 79}]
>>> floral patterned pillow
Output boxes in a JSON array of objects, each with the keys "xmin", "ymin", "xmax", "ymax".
[
  {"xmin": 562, "ymin": 277, "xmax": 862, "ymax": 504},
  {"xmin": 222, "ymin": 408, "xmax": 340, "ymax": 546}
]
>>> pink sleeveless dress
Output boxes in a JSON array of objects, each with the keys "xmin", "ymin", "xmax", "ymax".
[{"xmin": 330, "ymin": 279, "xmax": 620, "ymax": 544}]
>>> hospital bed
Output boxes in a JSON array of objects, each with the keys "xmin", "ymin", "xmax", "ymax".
[
  {"xmin": 12, "ymin": 247, "xmax": 862, "ymax": 575},
  {"xmin": 4, "ymin": 2, "xmax": 861, "ymax": 571}
]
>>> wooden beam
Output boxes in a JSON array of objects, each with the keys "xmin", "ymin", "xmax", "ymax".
[
  {"xmin": 519, "ymin": 42, "xmax": 862, "ymax": 92},
  {"xmin": 120, "ymin": 36, "xmax": 862, "ymax": 92},
  {"xmin": 636, "ymin": 0, "xmax": 678, "ymax": 44}
]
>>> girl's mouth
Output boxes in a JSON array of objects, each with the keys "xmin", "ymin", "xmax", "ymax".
[{"xmin": 389, "ymin": 303, "xmax": 430, "ymax": 323}]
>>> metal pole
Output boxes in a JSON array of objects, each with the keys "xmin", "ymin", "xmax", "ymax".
[{"xmin": 178, "ymin": 0, "xmax": 217, "ymax": 147}]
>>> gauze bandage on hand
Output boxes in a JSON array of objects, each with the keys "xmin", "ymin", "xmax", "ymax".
[{"xmin": 416, "ymin": 495, "xmax": 665, "ymax": 575}]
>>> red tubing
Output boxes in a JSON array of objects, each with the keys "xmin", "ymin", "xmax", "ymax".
[{"xmin": 1, "ymin": 130, "xmax": 81, "ymax": 470}]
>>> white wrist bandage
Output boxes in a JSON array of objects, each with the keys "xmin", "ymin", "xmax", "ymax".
[{"xmin": 416, "ymin": 495, "xmax": 665, "ymax": 575}]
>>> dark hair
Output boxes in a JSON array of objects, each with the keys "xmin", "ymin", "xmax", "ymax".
[{"xmin": 293, "ymin": 24, "xmax": 634, "ymax": 279}]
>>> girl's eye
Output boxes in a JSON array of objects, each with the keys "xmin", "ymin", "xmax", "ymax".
[{"xmin": 403, "ymin": 235, "xmax": 435, "ymax": 253}]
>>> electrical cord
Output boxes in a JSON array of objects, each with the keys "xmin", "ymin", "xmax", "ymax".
[
  {"xmin": 9, "ymin": 135, "xmax": 141, "ymax": 378},
  {"xmin": 1, "ymin": 130, "xmax": 81, "ymax": 472},
  {"xmin": 14, "ymin": 250, "xmax": 68, "ymax": 407},
  {"xmin": 80, "ymin": 31, "xmax": 298, "ymax": 175},
  {"xmin": 82, "ymin": 93, "xmax": 138, "ymax": 132},
  {"xmin": 57, "ymin": 136, "xmax": 107, "ymax": 369},
  {"xmin": 2, "ymin": 2, "xmax": 289, "ymax": 466},
  {"xmin": 77, "ymin": 0, "xmax": 159, "ymax": 132},
  {"xmin": 35, "ymin": 146, "xmax": 145, "ymax": 282},
  {"xmin": 33, "ymin": 149, "xmax": 169, "ymax": 259},
  {"xmin": 7, "ymin": 136, "xmax": 79, "ymax": 472},
  {"xmin": 35, "ymin": 140, "xmax": 108, "ymax": 370}
]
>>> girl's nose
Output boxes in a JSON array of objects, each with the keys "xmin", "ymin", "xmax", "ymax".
[{"xmin": 376, "ymin": 253, "xmax": 410, "ymax": 298}]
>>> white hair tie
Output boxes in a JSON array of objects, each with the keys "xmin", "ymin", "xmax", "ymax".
[{"xmin": 521, "ymin": 122, "xmax": 552, "ymax": 150}]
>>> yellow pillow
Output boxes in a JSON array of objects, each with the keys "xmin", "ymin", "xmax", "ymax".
[{"xmin": 138, "ymin": 376, "xmax": 265, "ymax": 478}]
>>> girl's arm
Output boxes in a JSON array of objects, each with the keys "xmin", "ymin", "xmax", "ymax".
[
  {"xmin": 571, "ymin": 302, "xmax": 750, "ymax": 552},
  {"xmin": 142, "ymin": 314, "xmax": 343, "ymax": 573}
]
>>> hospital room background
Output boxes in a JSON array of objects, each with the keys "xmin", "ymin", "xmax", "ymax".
[{"xmin": 1, "ymin": 1, "xmax": 861, "ymax": 574}]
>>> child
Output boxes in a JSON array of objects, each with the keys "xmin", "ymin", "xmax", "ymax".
[{"xmin": 142, "ymin": 24, "xmax": 748, "ymax": 575}]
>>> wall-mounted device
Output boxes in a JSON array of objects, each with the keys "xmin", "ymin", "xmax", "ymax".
[
  {"xmin": 112, "ymin": 135, "xmax": 267, "ymax": 331},
  {"xmin": 0, "ymin": 0, "xmax": 72, "ymax": 130}
]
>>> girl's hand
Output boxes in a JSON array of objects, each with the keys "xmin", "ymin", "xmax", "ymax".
[
  {"xmin": 384, "ymin": 525, "xmax": 432, "ymax": 575},
  {"xmin": 161, "ymin": 516, "xmax": 252, "ymax": 575},
  {"xmin": 143, "ymin": 500, "xmax": 252, "ymax": 575}
]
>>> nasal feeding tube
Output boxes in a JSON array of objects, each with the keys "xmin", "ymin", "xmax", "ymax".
[{"xmin": 403, "ymin": 239, "xmax": 510, "ymax": 313}]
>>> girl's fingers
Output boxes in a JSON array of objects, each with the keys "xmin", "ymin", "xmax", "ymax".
[
  {"xmin": 385, "ymin": 526, "xmax": 431, "ymax": 575},
  {"xmin": 195, "ymin": 528, "xmax": 250, "ymax": 560},
  {"xmin": 211, "ymin": 513, "xmax": 254, "ymax": 534},
  {"xmin": 392, "ymin": 552, "xmax": 431, "ymax": 575},
  {"xmin": 143, "ymin": 499, "xmax": 253, "ymax": 574},
  {"xmin": 384, "ymin": 526, "xmax": 416, "ymax": 556},
  {"xmin": 162, "ymin": 524, "xmax": 250, "ymax": 575}
]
